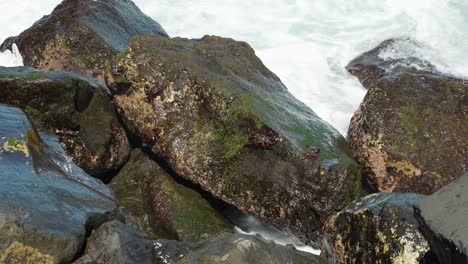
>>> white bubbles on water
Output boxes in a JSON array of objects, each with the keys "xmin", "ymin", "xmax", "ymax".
[{"xmin": 1, "ymin": 0, "xmax": 467, "ymax": 134}]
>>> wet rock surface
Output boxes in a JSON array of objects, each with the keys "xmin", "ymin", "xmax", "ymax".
[
  {"xmin": 347, "ymin": 38, "xmax": 468, "ymax": 194},
  {"xmin": 0, "ymin": 0, "xmax": 168, "ymax": 81},
  {"xmin": 180, "ymin": 233, "xmax": 323, "ymax": 264},
  {"xmin": 0, "ymin": 66, "xmax": 130, "ymax": 178},
  {"xmin": 109, "ymin": 149, "xmax": 232, "ymax": 242},
  {"xmin": 73, "ymin": 220, "xmax": 193, "ymax": 264},
  {"xmin": 415, "ymin": 172, "xmax": 468, "ymax": 264},
  {"xmin": 324, "ymin": 193, "xmax": 429, "ymax": 264},
  {"xmin": 112, "ymin": 34, "xmax": 364, "ymax": 245},
  {"xmin": 0, "ymin": 104, "xmax": 117, "ymax": 263}
]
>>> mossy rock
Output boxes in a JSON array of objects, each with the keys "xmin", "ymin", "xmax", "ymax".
[
  {"xmin": 0, "ymin": 66, "xmax": 130, "ymax": 178},
  {"xmin": 0, "ymin": 0, "xmax": 168, "ymax": 83},
  {"xmin": 112, "ymin": 34, "xmax": 364, "ymax": 245},
  {"xmin": 323, "ymin": 193, "xmax": 429, "ymax": 264},
  {"xmin": 347, "ymin": 38, "xmax": 468, "ymax": 194},
  {"xmin": 110, "ymin": 149, "xmax": 232, "ymax": 242}
]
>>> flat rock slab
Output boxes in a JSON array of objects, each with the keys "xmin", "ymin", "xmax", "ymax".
[
  {"xmin": 0, "ymin": 104, "xmax": 117, "ymax": 263},
  {"xmin": 415, "ymin": 172, "xmax": 468, "ymax": 264}
]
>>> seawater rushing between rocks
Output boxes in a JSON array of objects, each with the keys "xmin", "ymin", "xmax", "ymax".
[{"xmin": 1, "ymin": 0, "xmax": 467, "ymax": 257}]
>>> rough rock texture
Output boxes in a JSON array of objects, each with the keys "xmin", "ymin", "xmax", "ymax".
[
  {"xmin": 112, "ymin": 34, "xmax": 364, "ymax": 245},
  {"xmin": 109, "ymin": 149, "xmax": 232, "ymax": 241},
  {"xmin": 0, "ymin": 104, "xmax": 117, "ymax": 263},
  {"xmin": 0, "ymin": 66, "xmax": 130, "ymax": 178},
  {"xmin": 180, "ymin": 233, "xmax": 323, "ymax": 264},
  {"xmin": 347, "ymin": 38, "xmax": 468, "ymax": 194},
  {"xmin": 415, "ymin": 172, "xmax": 468, "ymax": 264},
  {"xmin": 323, "ymin": 193, "xmax": 429, "ymax": 264},
  {"xmin": 0, "ymin": 0, "xmax": 167, "ymax": 82},
  {"xmin": 73, "ymin": 220, "xmax": 192, "ymax": 264}
]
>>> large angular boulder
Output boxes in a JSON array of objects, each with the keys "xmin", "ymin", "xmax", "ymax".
[
  {"xmin": 347, "ymin": 38, "xmax": 468, "ymax": 194},
  {"xmin": 3, "ymin": 0, "xmax": 365, "ymax": 244},
  {"xmin": 109, "ymin": 149, "xmax": 232, "ymax": 241},
  {"xmin": 0, "ymin": 104, "xmax": 118, "ymax": 263},
  {"xmin": 0, "ymin": 0, "xmax": 168, "ymax": 82},
  {"xmin": 323, "ymin": 193, "xmax": 429, "ymax": 263},
  {"xmin": 415, "ymin": 172, "xmax": 468, "ymax": 264},
  {"xmin": 73, "ymin": 220, "xmax": 194, "ymax": 264},
  {"xmin": 0, "ymin": 67, "xmax": 130, "ymax": 178},
  {"xmin": 180, "ymin": 233, "xmax": 323, "ymax": 264},
  {"xmin": 111, "ymin": 34, "xmax": 364, "ymax": 245}
]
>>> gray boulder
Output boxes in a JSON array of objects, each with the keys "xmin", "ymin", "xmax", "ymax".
[
  {"xmin": 180, "ymin": 233, "xmax": 322, "ymax": 264},
  {"xmin": 74, "ymin": 220, "xmax": 194, "ymax": 264},
  {"xmin": 415, "ymin": 172, "xmax": 468, "ymax": 264}
]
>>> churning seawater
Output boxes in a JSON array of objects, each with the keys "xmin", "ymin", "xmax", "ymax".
[
  {"xmin": 1, "ymin": 0, "xmax": 467, "ymax": 254},
  {"xmin": 1, "ymin": 0, "xmax": 468, "ymax": 134}
]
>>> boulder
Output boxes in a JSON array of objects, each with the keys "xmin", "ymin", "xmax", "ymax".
[
  {"xmin": 180, "ymin": 233, "xmax": 323, "ymax": 264},
  {"xmin": 415, "ymin": 172, "xmax": 468, "ymax": 264},
  {"xmin": 111, "ymin": 34, "xmax": 364, "ymax": 245},
  {"xmin": 0, "ymin": 0, "xmax": 168, "ymax": 82},
  {"xmin": 109, "ymin": 149, "xmax": 232, "ymax": 241},
  {"xmin": 347, "ymin": 38, "xmax": 468, "ymax": 194},
  {"xmin": 1, "ymin": 0, "xmax": 365, "ymax": 244},
  {"xmin": 0, "ymin": 66, "xmax": 130, "ymax": 178},
  {"xmin": 323, "ymin": 193, "xmax": 429, "ymax": 264},
  {"xmin": 74, "ymin": 220, "xmax": 193, "ymax": 264},
  {"xmin": 0, "ymin": 104, "xmax": 118, "ymax": 263}
]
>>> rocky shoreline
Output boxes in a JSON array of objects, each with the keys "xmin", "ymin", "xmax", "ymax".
[{"xmin": 0, "ymin": 1, "xmax": 466, "ymax": 264}]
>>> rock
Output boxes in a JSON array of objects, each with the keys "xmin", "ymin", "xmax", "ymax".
[
  {"xmin": 323, "ymin": 193, "xmax": 429, "ymax": 264},
  {"xmin": 346, "ymin": 38, "xmax": 468, "ymax": 194},
  {"xmin": 109, "ymin": 149, "xmax": 232, "ymax": 241},
  {"xmin": 0, "ymin": 66, "xmax": 130, "ymax": 178},
  {"xmin": 0, "ymin": 0, "xmax": 168, "ymax": 82},
  {"xmin": 415, "ymin": 172, "xmax": 468, "ymax": 264},
  {"xmin": 112, "ymin": 34, "xmax": 364, "ymax": 245},
  {"xmin": 2, "ymin": 0, "xmax": 364, "ymax": 244},
  {"xmin": 0, "ymin": 104, "xmax": 118, "ymax": 263},
  {"xmin": 74, "ymin": 220, "xmax": 194, "ymax": 264},
  {"xmin": 180, "ymin": 233, "xmax": 323, "ymax": 264}
]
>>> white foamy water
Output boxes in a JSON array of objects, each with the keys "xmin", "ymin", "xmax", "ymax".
[{"xmin": 1, "ymin": 0, "xmax": 468, "ymax": 134}]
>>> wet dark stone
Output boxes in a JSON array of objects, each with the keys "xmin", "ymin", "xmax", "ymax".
[
  {"xmin": 347, "ymin": 38, "xmax": 468, "ymax": 194},
  {"xmin": 0, "ymin": 104, "xmax": 117, "ymax": 263},
  {"xmin": 324, "ymin": 193, "xmax": 430, "ymax": 263}
]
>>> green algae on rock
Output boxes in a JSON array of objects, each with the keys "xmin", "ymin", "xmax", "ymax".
[
  {"xmin": 323, "ymin": 193, "xmax": 429, "ymax": 264},
  {"xmin": 0, "ymin": 66, "xmax": 130, "ymax": 178},
  {"xmin": 0, "ymin": 0, "xmax": 168, "ymax": 82},
  {"xmin": 0, "ymin": 104, "xmax": 118, "ymax": 263},
  {"xmin": 110, "ymin": 149, "xmax": 232, "ymax": 242},
  {"xmin": 347, "ymin": 38, "xmax": 468, "ymax": 194},
  {"xmin": 113, "ymin": 34, "xmax": 364, "ymax": 245}
]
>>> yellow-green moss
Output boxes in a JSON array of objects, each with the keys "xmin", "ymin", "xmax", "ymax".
[{"xmin": 0, "ymin": 242, "xmax": 54, "ymax": 264}]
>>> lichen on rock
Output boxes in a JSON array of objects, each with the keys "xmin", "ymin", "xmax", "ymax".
[
  {"xmin": 347, "ymin": 38, "xmax": 468, "ymax": 194},
  {"xmin": 323, "ymin": 193, "xmax": 429, "ymax": 264},
  {"xmin": 112, "ymin": 34, "xmax": 364, "ymax": 245}
]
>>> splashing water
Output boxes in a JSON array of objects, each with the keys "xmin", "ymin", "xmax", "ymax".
[
  {"xmin": 1, "ymin": 0, "xmax": 468, "ymax": 133},
  {"xmin": 1, "ymin": 0, "xmax": 467, "ymax": 254}
]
